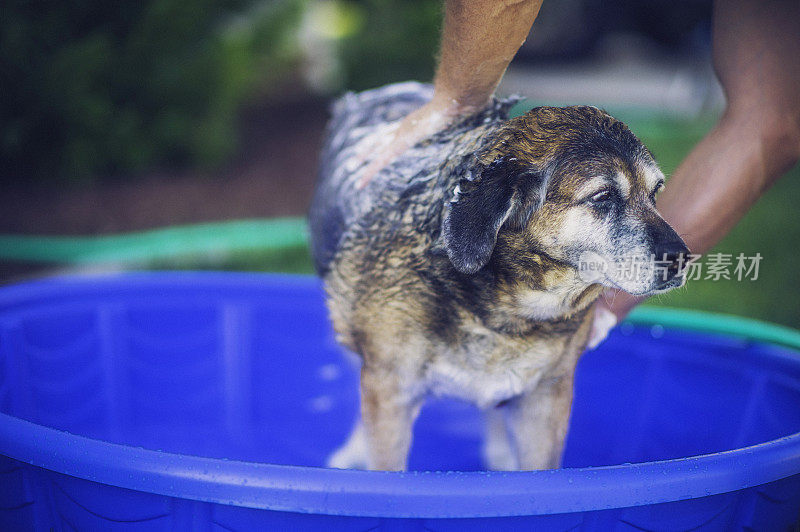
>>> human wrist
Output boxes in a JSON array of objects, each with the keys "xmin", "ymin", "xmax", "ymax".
[{"xmin": 429, "ymin": 89, "xmax": 492, "ymax": 119}]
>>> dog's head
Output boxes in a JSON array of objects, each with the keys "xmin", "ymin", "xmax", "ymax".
[{"xmin": 442, "ymin": 106, "xmax": 689, "ymax": 296}]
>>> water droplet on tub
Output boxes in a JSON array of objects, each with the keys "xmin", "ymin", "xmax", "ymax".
[
  {"xmin": 317, "ymin": 363, "xmax": 341, "ymax": 382},
  {"xmin": 650, "ymin": 324, "xmax": 665, "ymax": 339},
  {"xmin": 309, "ymin": 395, "xmax": 334, "ymax": 413}
]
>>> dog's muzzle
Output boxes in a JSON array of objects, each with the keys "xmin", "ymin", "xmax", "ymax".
[{"xmin": 653, "ymin": 239, "xmax": 691, "ymax": 289}]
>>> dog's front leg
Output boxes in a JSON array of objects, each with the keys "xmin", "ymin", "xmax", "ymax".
[
  {"xmin": 482, "ymin": 405, "xmax": 519, "ymax": 470},
  {"xmin": 360, "ymin": 366, "xmax": 421, "ymax": 471},
  {"xmin": 506, "ymin": 373, "xmax": 574, "ymax": 470}
]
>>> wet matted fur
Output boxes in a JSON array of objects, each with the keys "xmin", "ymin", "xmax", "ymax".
[{"xmin": 309, "ymin": 82, "xmax": 688, "ymax": 471}]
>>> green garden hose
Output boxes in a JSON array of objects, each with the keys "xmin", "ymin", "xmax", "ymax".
[{"xmin": 0, "ymin": 218, "xmax": 308, "ymax": 265}]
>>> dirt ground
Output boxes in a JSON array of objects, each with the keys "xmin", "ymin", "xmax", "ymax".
[{"xmin": 0, "ymin": 98, "xmax": 330, "ymax": 236}]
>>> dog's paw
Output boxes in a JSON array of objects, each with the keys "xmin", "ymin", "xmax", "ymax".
[
  {"xmin": 483, "ymin": 432, "xmax": 520, "ymax": 471},
  {"xmin": 326, "ymin": 423, "xmax": 369, "ymax": 469},
  {"xmin": 326, "ymin": 442, "xmax": 369, "ymax": 470},
  {"xmin": 483, "ymin": 444, "xmax": 519, "ymax": 471}
]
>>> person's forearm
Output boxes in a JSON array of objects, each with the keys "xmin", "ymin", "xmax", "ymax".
[
  {"xmin": 353, "ymin": 0, "xmax": 542, "ymax": 188},
  {"xmin": 658, "ymin": 114, "xmax": 794, "ymax": 257},
  {"xmin": 432, "ymin": 0, "xmax": 543, "ymax": 113}
]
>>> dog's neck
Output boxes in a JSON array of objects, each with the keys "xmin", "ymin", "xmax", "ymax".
[
  {"xmin": 502, "ymin": 274, "xmax": 601, "ymax": 321},
  {"xmin": 481, "ymin": 249, "xmax": 604, "ymax": 335}
]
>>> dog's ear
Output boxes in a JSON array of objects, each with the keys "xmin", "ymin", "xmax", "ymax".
[{"xmin": 442, "ymin": 155, "xmax": 545, "ymax": 274}]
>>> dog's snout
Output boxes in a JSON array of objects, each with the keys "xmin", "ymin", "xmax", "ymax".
[
  {"xmin": 657, "ymin": 240, "xmax": 690, "ymax": 263},
  {"xmin": 655, "ymin": 240, "xmax": 691, "ymax": 278},
  {"xmin": 646, "ymin": 214, "xmax": 690, "ymax": 282}
]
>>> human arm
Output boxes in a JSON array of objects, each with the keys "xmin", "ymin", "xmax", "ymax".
[{"xmin": 355, "ymin": 0, "xmax": 544, "ymax": 188}]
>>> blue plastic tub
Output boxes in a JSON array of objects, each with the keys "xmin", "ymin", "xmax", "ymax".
[{"xmin": 1, "ymin": 272, "xmax": 799, "ymax": 531}]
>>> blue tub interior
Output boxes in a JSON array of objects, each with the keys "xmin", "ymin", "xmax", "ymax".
[{"xmin": 1, "ymin": 272, "xmax": 799, "ymax": 530}]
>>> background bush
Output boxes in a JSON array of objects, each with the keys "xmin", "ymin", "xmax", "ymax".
[
  {"xmin": 336, "ymin": 0, "xmax": 441, "ymax": 91},
  {"xmin": 1, "ymin": 0, "xmax": 305, "ymax": 184}
]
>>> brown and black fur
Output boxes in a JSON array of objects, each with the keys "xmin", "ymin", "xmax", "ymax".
[{"xmin": 309, "ymin": 82, "xmax": 688, "ymax": 471}]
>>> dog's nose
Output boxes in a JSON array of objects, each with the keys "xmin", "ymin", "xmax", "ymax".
[{"xmin": 655, "ymin": 240, "xmax": 691, "ymax": 279}]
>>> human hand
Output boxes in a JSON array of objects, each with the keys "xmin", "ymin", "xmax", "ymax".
[
  {"xmin": 354, "ymin": 97, "xmax": 481, "ymax": 189},
  {"xmin": 351, "ymin": 0, "xmax": 543, "ymax": 189}
]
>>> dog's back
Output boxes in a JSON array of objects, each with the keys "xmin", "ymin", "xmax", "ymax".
[
  {"xmin": 309, "ymin": 82, "xmax": 518, "ymax": 278},
  {"xmin": 309, "ymin": 82, "xmax": 433, "ymax": 277}
]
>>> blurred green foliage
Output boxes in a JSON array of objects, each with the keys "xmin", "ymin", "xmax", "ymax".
[
  {"xmin": 1, "ymin": 0, "xmax": 446, "ymax": 183},
  {"xmin": 337, "ymin": 0, "xmax": 441, "ymax": 91},
  {"xmin": 1, "ymin": 0, "xmax": 304, "ymax": 183}
]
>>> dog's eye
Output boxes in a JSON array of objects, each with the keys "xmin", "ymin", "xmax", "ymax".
[
  {"xmin": 590, "ymin": 190, "xmax": 613, "ymax": 203},
  {"xmin": 649, "ymin": 181, "xmax": 665, "ymax": 203}
]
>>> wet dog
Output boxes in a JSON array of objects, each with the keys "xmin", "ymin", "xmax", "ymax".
[{"xmin": 309, "ymin": 82, "xmax": 689, "ymax": 471}]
